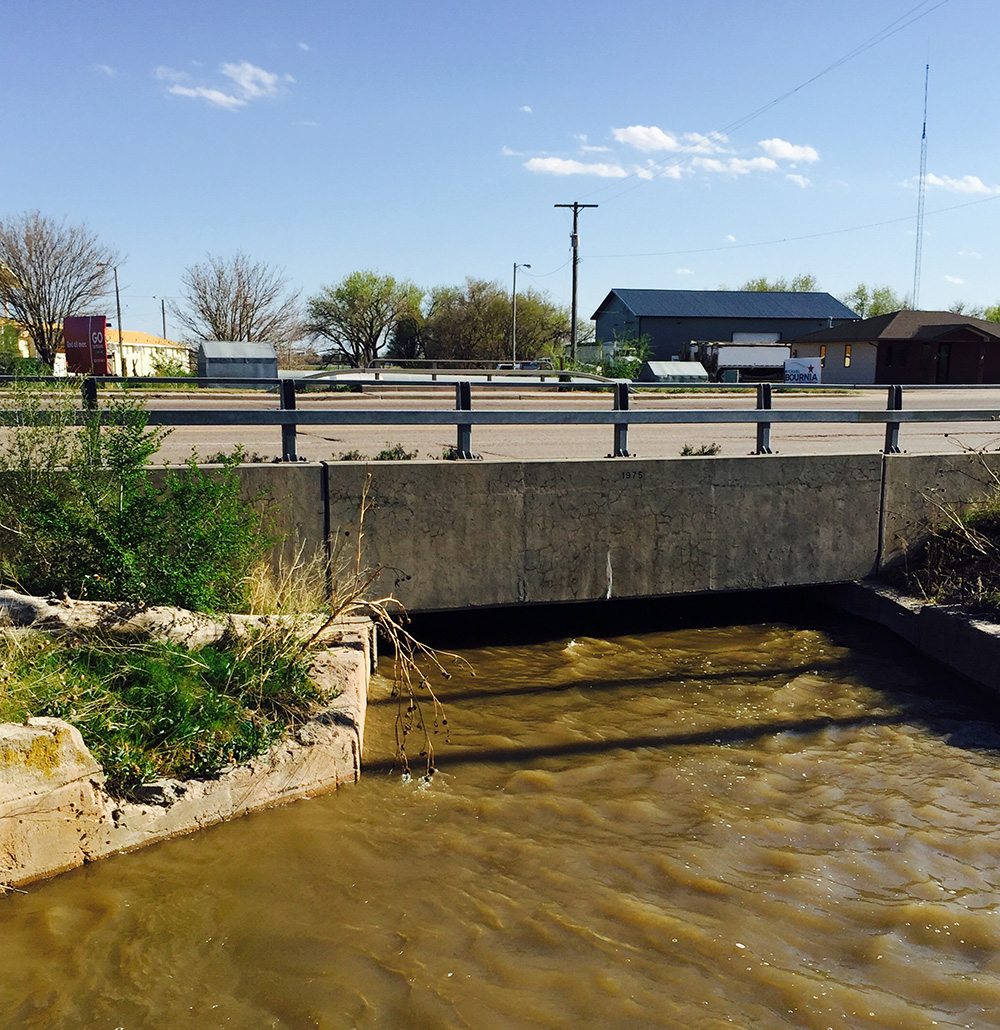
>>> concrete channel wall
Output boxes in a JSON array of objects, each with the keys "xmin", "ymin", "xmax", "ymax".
[
  {"xmin": 1, "ymin": 644, "xmax": 369, "ymax": 891},
  {"xmin": 245, "ymin": 451, "xmax": 1000, "ymax": 613}
]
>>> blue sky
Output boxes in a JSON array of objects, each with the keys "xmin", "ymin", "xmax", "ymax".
[{"xmin": 3, "ymin": 0, "xmax": 996, "ymax": 338}]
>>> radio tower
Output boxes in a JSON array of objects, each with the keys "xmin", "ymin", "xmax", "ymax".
[{"xmin": 912, "ymin": 64, "xmax": 929, "ymax": 309}]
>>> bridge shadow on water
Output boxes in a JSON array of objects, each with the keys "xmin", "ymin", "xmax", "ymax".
[{"xmin": 366, "ymin": 586, "xmax": 1000, "ymax": 771}]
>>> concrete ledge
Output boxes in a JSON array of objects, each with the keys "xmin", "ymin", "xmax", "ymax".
[
  {"xmin": 827, "ymin": 581, "xmax": 1000, "ymax": 695},
  {"xmin": 0, "ymin": 645, "xmax": 368, "ymax": 891}
]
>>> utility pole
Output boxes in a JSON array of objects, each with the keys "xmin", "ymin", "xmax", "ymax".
[
  {"xmin": 511, "ymin": 262, "xmax": 530, "ymax": 365},
  {"xmin": 555, "ymin": 202, "xmax": 597, "ymax": 361}
]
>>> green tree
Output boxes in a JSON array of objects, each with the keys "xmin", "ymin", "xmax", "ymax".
[
  {"xmin": 306, "ymin": 270, "xmax": 422, "ymax": 368},
  {"xmin": 602, "ymin": 331, "xmax": 651, "ymax": 379},
  {"xmin": 738, "ymin": 273, "xmax": 819, "ymax": 292},
  {"xmin": 982, "ymin": 303, "xmax": 1000, "ymax": 323},
  {"xmin": 386, "ymin": 314, "xmax": 426, "ymax": 360},
  {"xmin": 423, "ymin": 279, "xmax": 508, "ymax": 362},
  {"xmin": 423, "ymin": 278, "xmax": 570, "ymax": 363},
  {"xmin": 0, "ymin": 211, "xmax": 120, "ymax": 367},
  {"xmin": 840, "ymin": 282, "xmax": 908, "ymax": 318}
]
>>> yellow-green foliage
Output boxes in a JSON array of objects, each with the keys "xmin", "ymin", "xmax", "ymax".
[{"xmin": 0, "ymin": 630, "xmax": 326, "ymax": 798}]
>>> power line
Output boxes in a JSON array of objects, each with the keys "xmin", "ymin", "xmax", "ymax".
[
  {"xmin": 586, "ymin": 192, "xmax": 1000, "ymax": 261},
  {"xmin": 577, "ymin": 0, "xmax": 953, "ymax": 205}
]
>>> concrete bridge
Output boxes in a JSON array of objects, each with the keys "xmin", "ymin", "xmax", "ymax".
[{"xmin": 240, "ymin": 451, "xmax": 1000, "ymax": 614}]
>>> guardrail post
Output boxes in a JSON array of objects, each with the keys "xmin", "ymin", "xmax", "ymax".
[
  {"xmin": 883, "ymin": 385, "xmax": 903, "ymax": 454},
  {"xmin": 456, "ymin": 381, "xmax": 473, "ymax": 458},
  {"xmin": 613, "ymin": 381, "xmax": 630, "ymax": 457},
  {"xmin": 754, "ymin": 383, "xmax": 773, "ymax": 454},
  {"xmin": 280, "ymin": 379, "xmax": 298, "ymax": 462},
  {"xmin": 81, "ymin": 377, "xmax": 100, "ymax": 464}
]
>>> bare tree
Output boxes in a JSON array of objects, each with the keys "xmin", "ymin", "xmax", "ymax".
[
  {"xmin": 0, "ymin": 211, "xmax": 120, "ymax": 367},
  {"xmin": 174, "ymin": 252, "xmax": 302, "ymax": 346}
]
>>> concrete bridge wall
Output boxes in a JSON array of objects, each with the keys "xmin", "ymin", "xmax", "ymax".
[{"xmin": 237, "ymin": 452, "xmax": 1000, "ymax": 614}]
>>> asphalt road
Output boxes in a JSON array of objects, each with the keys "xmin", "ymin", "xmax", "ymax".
[{"xmin": 138, "ymin": 386, "xmax": 1000, "ymax": 463}]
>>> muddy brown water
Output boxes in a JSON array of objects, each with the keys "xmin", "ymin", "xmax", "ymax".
[{"xmin": 3, "ymin": 607, "xmax": 1000, "ymax": 1030}]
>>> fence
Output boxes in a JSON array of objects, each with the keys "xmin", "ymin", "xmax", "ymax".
[{"xmin": 1, "ymin": 376, "xmax": 998, "ymax": 461}]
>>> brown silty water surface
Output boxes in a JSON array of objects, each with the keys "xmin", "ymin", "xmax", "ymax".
[{"xmin": 3, "ymin": 610, "xmax": 1000, "ymax": 1029}]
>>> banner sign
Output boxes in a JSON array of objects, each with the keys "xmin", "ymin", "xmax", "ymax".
[
  {"xmin": 63, "ymin": 316, "xmax": 110, "ymax": 375},
  {"xmin": 784, "ymin": 358, "xmax": 821, "ymax": 385}
]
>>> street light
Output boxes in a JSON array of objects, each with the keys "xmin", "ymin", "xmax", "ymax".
[
  {"xmin": 511, "ymin": 262, "xmax": 531, "ymax": 365},
  {"xmin": 98, "ymin": 264, "xmax": 123, "ymax": 368}
]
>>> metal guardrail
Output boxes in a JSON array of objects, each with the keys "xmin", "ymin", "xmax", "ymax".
[{"xmin": 1, "ymin": 376, "xmax": 998, "ymax": 461}]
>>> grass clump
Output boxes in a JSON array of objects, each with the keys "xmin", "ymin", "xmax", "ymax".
[
  {"xmin": 0, "ymin": 631, "xmax": 321, "ymax": 798},
  {"xmin": 373, "ymin": 443, "xmax": 417, "ymax": 461},
  {"xmin": 680, "ymin": 442, "xmax": 722, "ymax": 456},
  {"xmin": 334, "ymin": 443, "xmax": 418, "ymax": 461}
]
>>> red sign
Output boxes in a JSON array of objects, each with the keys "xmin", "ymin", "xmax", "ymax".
[{"xmin": 63, "ymin": 316, "xmax": 111, "ymax": 375}]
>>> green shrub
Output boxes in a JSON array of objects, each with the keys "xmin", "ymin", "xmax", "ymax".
[
  {"xmin": 0, "ymin": 384, "xmax": 273, "ymax": 612},
  {"xmin": 150, "ymin": 353, "xmax": 191, "ymax": 377},
  {"xmin": 373, "ymin": 442, "xmax": 417, "ymax": 461},
  {"xmin": 680, "ymin": 442, "xmax": 722, "ymax": 456}
]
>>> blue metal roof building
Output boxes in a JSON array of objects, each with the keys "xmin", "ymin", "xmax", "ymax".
[{"xmin": 591, "ymin": 289, "xmax": 859, "ymax": 361}]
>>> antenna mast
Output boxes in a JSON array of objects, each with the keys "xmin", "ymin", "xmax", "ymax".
[{"xmin": 912, "ymin": 63, "xmax": 929, "ymax": 309}]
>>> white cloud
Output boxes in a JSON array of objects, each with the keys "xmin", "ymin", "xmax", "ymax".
[
  {"xmin": 682, "ymin": 131, "xmax": 729, "ymax": 154},
  {"xmin": 168, "ymin": 84, "xmax": 246, "ymax": 109},
  {"xmin": 581, "ymin": 144, "xmax": 611, "ymax": 153},
  {"xmin": 520, "ymin": 105, "xmax": 532, "ymax": 114},
  {"xmin": 95, "ymin": 64, "xmax": 116, "ymax": 77},
  {"xmin": 693, "ymin": 156, "xmax": 776, "ymax": 176},
  {"xmin": 221, "ymin": 61, "xmax": 281, "ymax": 99},
  {"xmin": 726, "ymin": 234, "xmax": 737, "ymax": 243},
  {"xmin": 501, "ymin": 146, "xmax": 525, "ymax": 157},
  {"xmin": 925, "ymin": 173, "xmax": 1000, "ymax": 195},
  {"xmin": 157, "ymin": 60, "xmax": 289, "ymax": 109},
  {"xmin": 675, "ymin": 268, "xmax": 694, "ymax": 276},
  {"xmin": 787, "ymin": 173, "xmax": 812, "ymax": 188},
  {"xmin": 944, "ymin": 274, "xmax": 965, "ymax": 285},
  {"xmin": 728, "ymin": 157, "xmax": 778, "ymax": 175},
  {"xmin": 612, "ymin": 125, "xmax": 681, "ymax": 152},
  {"xmin": 299, "ymin": 42, "xmax": 311, "ymax": 51},
  {"xmin": 692, "ymin": 156, "xmax": 725, "ymax": 174},
  {"xmin": 758, "ymin": 138, "xmax": 819, "ymax": 163},
  {"xmin": 524, "ymin": 157, "xmax": 628, "ymax": 178},
  {"xmin": 958, "ymin": 250, "xmax": 982, "ymax": 259}
]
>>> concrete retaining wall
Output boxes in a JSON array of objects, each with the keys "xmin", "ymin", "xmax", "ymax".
[
  {"xmin": 880, "ymin": 451, "xmax": 1000, "ymax": 568},
  {"xmin": 0, "ymin": 645, "xmax": 368, "ymax": 891},
  {"xmin": 828, "ymin": 582, "xmax": 1000, "ymax": 696},
  {"xmin": 246, "ymin": 452, "xmax": 1000, "ymax": 613}
]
